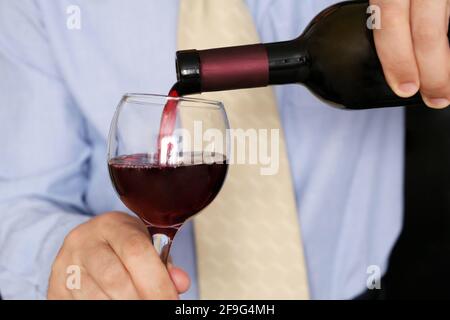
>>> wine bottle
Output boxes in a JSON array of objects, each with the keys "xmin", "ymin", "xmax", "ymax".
[{"xmin": 175, "ymin": 0, "xmax": 450, "ymax": 109}]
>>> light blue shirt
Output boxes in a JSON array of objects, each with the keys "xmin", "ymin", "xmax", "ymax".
[{"xmin": 0, "ymin": 0, "xmax": 404, "ymax": 299}]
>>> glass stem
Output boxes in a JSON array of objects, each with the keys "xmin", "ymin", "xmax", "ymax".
[{"xmin": 151, "ymin": 233, "xmax": 172, "ymax": 265}]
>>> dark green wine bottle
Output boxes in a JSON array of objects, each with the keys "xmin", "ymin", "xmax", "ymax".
[{"xmin": 176, "ymin": 0, "xmax": 449, "ymax": 109}]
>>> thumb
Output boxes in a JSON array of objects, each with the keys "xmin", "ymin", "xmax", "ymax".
[{"xmin": 167, "ymin": 263, "xmax": 191, "ymax": 294}]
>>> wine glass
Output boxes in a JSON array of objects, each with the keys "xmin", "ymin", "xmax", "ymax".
[{"xmin": 107, "ymin": 93, "xmax": 229, "ymax": 264}]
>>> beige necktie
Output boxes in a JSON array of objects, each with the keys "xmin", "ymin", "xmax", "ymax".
[{"xmin": 178, "ymin": 0, "xmax": 309, "ymax": 300}]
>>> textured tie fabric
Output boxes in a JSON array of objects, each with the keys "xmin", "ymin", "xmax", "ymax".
[{"xmin": 178, "ymin": 0, "xmax": 309, "ymax": 299}]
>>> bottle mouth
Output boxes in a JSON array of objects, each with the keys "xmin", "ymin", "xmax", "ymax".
[{"xmin": 175, "ymin": 50, "xmax": 201, "ymax": 94}]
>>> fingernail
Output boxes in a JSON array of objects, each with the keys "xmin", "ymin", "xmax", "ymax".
[
  {"xmin": 424, "ymin": 98, "xmax": 450, "ymax": 109},
  {"xmin": 397, "ymin": 83, "xmax": 419, "ymax": 97}
]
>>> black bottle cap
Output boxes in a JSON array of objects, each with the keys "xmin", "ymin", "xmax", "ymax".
[{"xmin": 175, "ymin": 50, "xmax": 201, "ymax": 94}]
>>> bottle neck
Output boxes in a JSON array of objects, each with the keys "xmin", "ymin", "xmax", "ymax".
[
  {"xmin": 176, "ymin": 39, "xmax": 309, "ymax": 95},
  {"xmin": 265, "ymin": 38, "xmax": 309, "ymax": 85}
]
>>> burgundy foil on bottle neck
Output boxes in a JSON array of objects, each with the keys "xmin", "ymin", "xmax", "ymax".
[{"xmin": 198, "ymin": 44, "xmax": 269, "ymax": 92}]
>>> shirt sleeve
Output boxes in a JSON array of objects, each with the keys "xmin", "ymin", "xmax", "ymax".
[{"xmin": 0, "ymin": 0, "xmax": 92, "ymax": 299}]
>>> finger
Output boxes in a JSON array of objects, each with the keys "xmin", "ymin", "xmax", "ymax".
[
  {"xmin": 70, "ymin": 269, "xmax": 111, "ymax": 300},
  {"xmin": 47, "ymin": 264, "xmax": 73, "ymax": 300},
  {"xmin": 48, "ymin": 249, "xmax": 110, "ymax": 300},
  {"xmin": 371, "ymin": 0, "xmax": 421, "ymax": 97},
  {"xmin": 411, "ymin": 0, "xmax": 450, "ymax": 108},
  {"xmin": 81, "ymin": 242, "xmax": 141, "ymax": 300},
  {"xmin": 101, "ymin": 216, "xmax": 179, "ymax": 299},
  {"xmin": 168, "ymin": 263, "xmax": 191, "ymax": 294}
]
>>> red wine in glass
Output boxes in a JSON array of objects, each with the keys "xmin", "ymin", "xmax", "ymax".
[
  {"xmin": 114, "ymin": 80, "xmax": 225, "ymax": 228},
  {"xmin": 108, "ymin": 152, "xmax": 228, "ymax": 239}
]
